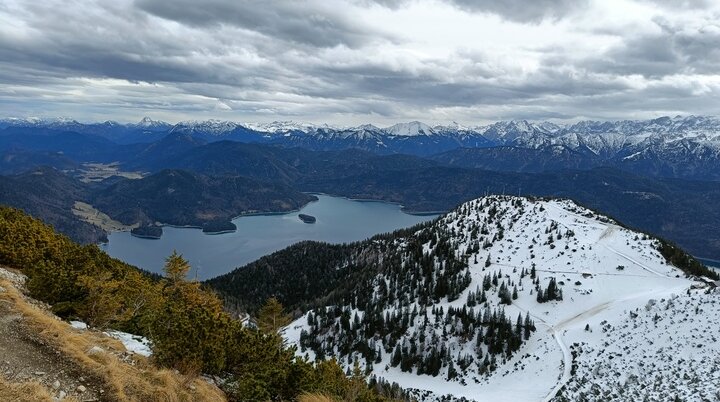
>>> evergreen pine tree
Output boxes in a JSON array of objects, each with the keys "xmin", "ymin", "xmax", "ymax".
[
  {"xmin": 164, "ymin": 250, "xmax": 190, "ymax": 282},
  {"xmin": 391, "ymin": 344, "xmax": 402, "ymax": 367},
  {"xmin": 257, "ymin": 297, "xmax": 291, "ymax": 334},
  {"xmin": 447, "ymin": 360, "xmax": 457, "ymax": 380}
]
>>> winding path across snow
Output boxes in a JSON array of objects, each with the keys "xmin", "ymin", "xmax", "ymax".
[
  {"xmin": 528, "ymin": 283, "xmax": 689, "ymax": 401},
  {"xmin": 511, "ymin": 306, "xmax": 573, "ymax": 402},
  {"xmin": 541, "ymin": 328, "xmax": 572, "ymax": 402}
]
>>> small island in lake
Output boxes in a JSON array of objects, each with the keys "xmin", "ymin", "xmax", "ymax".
[
  {"xmin": 202, "ymin": 220, "xmax": 237, "ymax": 234},
  {"xmin": 130, "ymin": 225, "xmax": 163, "ymax": 239},
  {"xmin": 298, "ymin": 214, "xmax": 316, "ymax": 224}
]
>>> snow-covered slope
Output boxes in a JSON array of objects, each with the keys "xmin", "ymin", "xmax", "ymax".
[
  {"xmin": 385, "ymin": 121, "xmax": 437, "ymax": 136},
  {"xmin": 284, "ymin": 196, "xmax": 717, "ymax": 402},
  {"xmin": 170, "ymin": 119, "xmax": 241, "ymax": 136},
  {"xmin": 559, "ymin": 290, "xmax": 720, "ymax": 401},
  {"xmin": 132, "ymin": 116, "xmax": 171, "ymax": 131},
  {"xmin": 243, "ymin": 121, "xmax": 328, "ymax": 133}
]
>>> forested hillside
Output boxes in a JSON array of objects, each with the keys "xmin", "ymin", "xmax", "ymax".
[
  {"xmin": 0, "ymin": 167, "xmax": 317, "ymax": 242},
  {"xmin": 91, "ymin": 169, "xmax": 316, "ymax": 228},
  {"xmin": 0, "ymin": 167, "xmax": 106, "ymax": 243}
]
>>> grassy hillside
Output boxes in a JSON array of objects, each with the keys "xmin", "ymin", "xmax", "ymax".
[{"xmin": 0, "ymin": 267, "xmax": 226, "ymax": 401}]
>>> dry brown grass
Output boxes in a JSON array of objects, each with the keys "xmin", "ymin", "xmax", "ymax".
[
  {"xmin": 0, "ymin": 279, "xmax": 227, "ymax": 402},
  {"xmin": 298, "ymin": 394, "xmax": 339, "ymax": 402},
  {"xmin": 0, "ymin": 377, "xmax": 79, "ymax": 402}
]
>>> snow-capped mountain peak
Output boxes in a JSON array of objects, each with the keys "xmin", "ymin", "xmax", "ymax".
[
  {"xmin": 352, "ymin": 123, "xmax": 382, "ymax": 132},
  {"xmin": 2, "ymin": 115, "xmax": 719, "ymax": 173},
  {"xmin": 384, "ymin": 121, "xmax": 436, "ymax": 136},
  {"xmin": 434, "ymin": 121, "xmax": 472, "ymax": 132},
  {"xmin": 135, "ymin": 116, "xmax": 170, "ymax": 129},
  {"xmin": 170, "ymin": 119, "xmax": 240, "ymax": 135},
  {"xmin": 243, "ymin": 120, "xmax": 325, "ymax": 134},
  {"xmin": 0, "ymin": 116, "xmax": 79, "ymax": 126}
]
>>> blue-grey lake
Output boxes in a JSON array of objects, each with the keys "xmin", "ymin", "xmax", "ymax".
[{"xmin": 100, "ymin": 194, "xmax": 439, "ymax": 280}]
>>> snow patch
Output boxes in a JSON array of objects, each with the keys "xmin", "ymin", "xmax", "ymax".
[{"xmin": 104, "ymin": 330, "xmax": 152, "ymax": 357}]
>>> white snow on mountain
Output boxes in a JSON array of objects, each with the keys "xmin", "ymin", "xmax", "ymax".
[
  {"xmin": 71, "ymin": 320, "xmax": 152, "ymax": 357},
  {"xmin": 559, "ymin": 290, "xmax": 720, "ymax": 401},
  {"xmin": 0, "ymin": 116, "xmax": 80, "ymax": 127},
  {"xmin": 133, "ymin": 116, "xmax": 171, "ymax": 130},
  {"xmin": 384, "ymin": 121, "xmax": 437, "ymax": 136},
  {"xmin": 3, "ymin": 115, "xmax": 720, "ymax": 159},
  {"xmin": 244, "ymin": 121, "xmax": 331, "ymax": 133},
  {"xmin": 434, "ymin": 121, "xmax": 470, "ymax": 132},
  {"xmin": 3, "ymin": 115, "xmax": 720, "ymax": 145},
  {"xmin": 284, "ymin": 196, "xmax": 717, "ymax": 402},
  {"xmin": 352, "ymin": 123, "xmax": 382, "ymax": 132},
  {"xmin": 104, "ymin": 329, "xmax": 153, "ymax": 357},
  {"xmin": 170, "ymin": 119, "xmax": 241, "ymax": 135}
]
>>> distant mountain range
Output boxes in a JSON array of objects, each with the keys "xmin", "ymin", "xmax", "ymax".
[
  {"xmin": 2, "ymin": 115, "xmax": 720, "ymax": 260},
  {"xmin": 3, "ymin": 115, "xmax": 720, "ymax": 180}
]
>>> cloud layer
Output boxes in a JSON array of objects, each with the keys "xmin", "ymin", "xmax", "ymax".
[{"xmin": 0, "ymin": 0, "xmax": 719, "ymax": 124}]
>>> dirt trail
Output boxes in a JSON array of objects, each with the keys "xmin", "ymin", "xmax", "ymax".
[{"xmin": 0, "ymin": 272, "xmax": 107, "ymax": 401}]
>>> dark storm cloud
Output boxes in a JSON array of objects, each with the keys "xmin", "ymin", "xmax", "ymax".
[
  {"xmin": 295, "ymin": 51, "xmax": 635, "ymax": 110},
  {"xmin": 579, "ymin": 18, "xmax": 720, "ymax": 77},
  {"xmin": 1, "ymin": 0, "xmax": 719, "ymax": 123},
  {"xmin": 134, "ymin": 0, "xmax": 394, "ymax": 48},
  {"xmin": 359, "ymin": 0, "xmax": 589, "ymax": 23},
  {"xmin": 0, "ymin": 0, "xmax": 307, "ymax": 92}
]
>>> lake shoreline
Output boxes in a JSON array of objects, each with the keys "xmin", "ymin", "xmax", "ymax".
[
  {"xmin": 100, "ymin": 194, "xmax": 439, "ymax": 280},
  {"xmin": 304, "ymin": 192, "xmax": 447, "ymax": 216},
  {"xmin": 130, "ymin": 233, "xmax": 161, "ymax": 240},
  {"xmin": 697, "ymin": 257, "xmax": 720, "ymax": 271},
  {"xmin": 99, "ymin": 192, "xmax": 443, "ymax": 239}
]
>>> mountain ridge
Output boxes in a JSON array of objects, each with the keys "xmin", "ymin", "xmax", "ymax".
[
  {"xmin": 4, "ymin": 115, "xmax": 720, "ymax": 177},
  {"xmin": 207, "ymin": 195, "xmax": 718, "ymax": 401}
]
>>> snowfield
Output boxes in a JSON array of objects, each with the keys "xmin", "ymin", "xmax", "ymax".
[
  {"xmin": 71, "ymin": 320, "xmax": 152, "ymax": 357},
  {"xmin": 558, "ymin": 291, "xmax": 720, "ymax": 401},
  {"xmin": 284, "ymin": 196, "xmax": 718, "ymax": 401}
]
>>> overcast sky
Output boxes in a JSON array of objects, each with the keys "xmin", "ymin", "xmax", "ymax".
[{"xmin": 1, "ymin": 0, "xmax": 719, "ymax": 125}]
